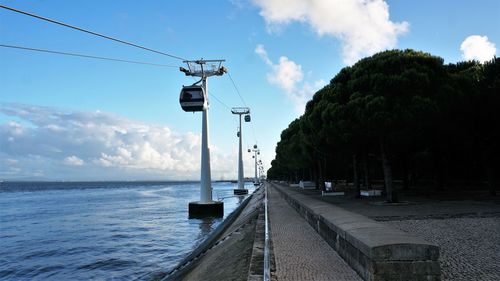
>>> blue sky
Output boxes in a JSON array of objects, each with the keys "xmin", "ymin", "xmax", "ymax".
[{"xmin": 1, "ymin": 0, "xmax": 499, "ymax": 180}]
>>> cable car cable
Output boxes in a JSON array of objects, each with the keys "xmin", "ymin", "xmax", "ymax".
[
  {"xmin": 250, "ymin": 122, "xmax": 258, "ymax": 144},
  {"xmin": 0, "ymin": 44, "xmax": 180, "ymax": 67},
  {"xmin": 227, "ymin": 72, "xmax": 247, "ymax": 107},
  {"xmin": 225, "ymin": 71, "xmax": 258, "ymax": 143},
  {"xmin": 208, "ymin": 90, "xmax": 231, "ymax": 110},
  {"xmin": 0, "ymin": 4, "xmax": 188, "ymax": 61},
  {"xmin": 187, "ymin": 77, "xmax": 230, "ymax": 110}
]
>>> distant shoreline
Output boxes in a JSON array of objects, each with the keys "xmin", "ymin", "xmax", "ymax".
[{"xmin": 1, "ymin": 179, "xmax": 255, "ymax": 183}]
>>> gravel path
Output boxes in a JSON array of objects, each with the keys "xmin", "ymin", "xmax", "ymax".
[
  {"xmin": 268, "ymin": 185, "xmax": 362, "ymax": 281},
  {"xmin": 385, "ymin": 217, "xmax": 500, "ymax": 281}
]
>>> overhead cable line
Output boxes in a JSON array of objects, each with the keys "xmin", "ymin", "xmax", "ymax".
[
  {"xmin": 188, "ymin": 76, "xmax": 231, "ymax": 110},
  {"xmin": 226, "ymin": 71, "xmax": 258, "ymax": 143},
  {"xmin": 0, "ymin": 4, "xmax": 188, "ymax": 61},
  {"xmin": 250, "ymin": 122, "xmax": 258, "ymax": 144},
  {"xmin": 0, "ymin": 44, "xmax": 179, "ymax": 67},
  {"xmin": 208, "ymin": 90, "xmax": 231, "ymax": 111},
  {"xmin": 227, "ymin": 72, "xmax": 248, "ymax": 107}
]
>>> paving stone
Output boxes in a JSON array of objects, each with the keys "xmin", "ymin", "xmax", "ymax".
[
  {"xmin": 268, "ymin": 185, "xmax": 362, "ymax": 281},
  {"xmin": 385, "ymin": 217, "xmax": 500, "ymax": 281},
  {"xmin": 270, "ymin": 183, "xmax": 500, "ymax": 280}
]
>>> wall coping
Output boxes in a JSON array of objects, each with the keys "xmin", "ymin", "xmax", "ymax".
[{"xmin": 271, "ymin": 183, "xmax": 441, "ymax": 281}]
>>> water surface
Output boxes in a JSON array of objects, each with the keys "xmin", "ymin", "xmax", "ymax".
[{"xmin": 0, "ymin": 181, "xmax": 254, "ymax": 280}]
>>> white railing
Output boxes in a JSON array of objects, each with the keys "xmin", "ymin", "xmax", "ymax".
[{"xmin": 263, "ymin": 183, "xmax": 270, "ymax": 281}]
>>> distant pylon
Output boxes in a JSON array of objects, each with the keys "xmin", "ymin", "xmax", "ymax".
[
  {"xmin": 232, "ymin": 107, "xmax": 250, "ymax": 195},
  {"xmin": 249, "ymin": 144, "xmax": 260, "ymax": 186}
]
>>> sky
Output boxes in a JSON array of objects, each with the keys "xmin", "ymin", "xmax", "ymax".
[{"xmin": 1, "ymin": 0, "xmax": 499, "ymax": 181}]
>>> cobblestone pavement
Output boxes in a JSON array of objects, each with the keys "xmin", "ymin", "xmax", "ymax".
[
  {"xmin": 267, "ymin": 185, "xmax": 362, "ymax": 281},
  {"xmin": 385, "ymin": 217, "xmax": 500, "ymax": 281},
  {"xmin": 316, "ymin": 193, "xmax": 500, "ymax": 220}
]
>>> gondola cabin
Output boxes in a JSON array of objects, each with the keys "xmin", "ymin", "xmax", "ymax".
[
  {"xmin": 180, "ymin": 85, "xmax": 205, "ymax": 112},
  {"xmin": 244, "ymin": 114, "xmax": 251, "ymax": 122}
]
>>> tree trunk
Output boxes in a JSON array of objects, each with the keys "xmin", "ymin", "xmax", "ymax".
[
  {"xmin": 487, "ymin": 164, "xmax": 496, "ymax": 196},
  {"xmin": 380, "ymin": 139, "xmax": 397, "ymax": 203},
  {"xmin": 318, "ymin": 158, "xmax": 326, "ymax": 191},
  {"xmin": 433, "ymin": 153, "xmax": 442, "ymax": 190},
  {"xmin": 482, "ymin": 148, "xmax": 496, "ymax": 196},
  {"xmin": 403, "ymin": 156, "xmax": 410, "ymax": 190},
  {"xmin": 435, "ymin": 155, "xmax": 448, "ymax": 191},
  {"xmin": 363, "ymin": 153, "xmax": 371, "ymax": 189},
  {"xmin": 312, "ymin": 167, "xmax": 319, "ymax": 189},
  {"xmin": 353, "ymin": 154, "xmax": 361, "ymax": 198}
]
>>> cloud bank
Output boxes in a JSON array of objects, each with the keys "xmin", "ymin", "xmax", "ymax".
[
  {"xmin": 460, "ymin": 35, "xmax": 497, "ymax": 63},
  {"xmin": 252, "ymin": 0, "xmax": 409, "ymax": 65},
  {"xmin": 255, "ymin": 44, "xmax": 325, "ymax": 114},
  {"xmin": 0, "ymin": 104, "xmax": 242, "ymax": 181}
]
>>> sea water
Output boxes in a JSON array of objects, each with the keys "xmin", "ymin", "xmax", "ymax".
[{"xmin": 0, "ymin": 181, "xmax": 255, "ymax": 280}]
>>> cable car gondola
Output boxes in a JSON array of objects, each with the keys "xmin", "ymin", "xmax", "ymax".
[
  {"xmin": 244, "ymin": 114, "xmax": 251, "ymax": 122},
  {"xmin": 180, "ymin": 85, "xmax": 205, "ymax": 112}
]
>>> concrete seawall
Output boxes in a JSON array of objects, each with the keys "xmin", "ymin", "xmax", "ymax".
[
  {"xmin": 271, "ymin": 183, "xmax": 441, "ymax": 281},
  {"xmin": 163, "ymin": 186, "xmax": 266, "ymax": 281}
]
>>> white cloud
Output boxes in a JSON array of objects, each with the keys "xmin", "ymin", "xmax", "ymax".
[
  {"xmin": 268, "ymin": 56, "xmax": 304, "ymax": 93},
  {"xmin": 252, "ymin": 0, "xmax": 409, "ymax": 64},
  {"xmin": 460, "ymin": 35, "xmax": 497, "ymax": 63},
  {"xmin": 0, "ymin": 104, "xmax": 241, "ymax": 180},
  {"xmin": 255, "ymin": 44, "xmax": 325, "ymax": 113},
  {"xmin": 255, "ymin": 44, "xmax": 272, "ymax": 66},
  {"xmin": 64, "ymin": 155, "xmax": 84, "ymax": 166}
]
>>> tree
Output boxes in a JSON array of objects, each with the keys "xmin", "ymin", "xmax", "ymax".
[
  {"xmin": 342, "ymin": 50, "xmax": 445, "ymax": 202},
  {"xmin": 268, "ymin": 50, "xmax": 500, "ymax": 200},
  {"xmin": 479, "ymin": 57, "xmax": 500, "ymax": 195}
]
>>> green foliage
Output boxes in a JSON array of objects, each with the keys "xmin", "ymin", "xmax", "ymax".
[{"xmin": 268, "ymin": 50, "xmax": 499, "ymax": 194}]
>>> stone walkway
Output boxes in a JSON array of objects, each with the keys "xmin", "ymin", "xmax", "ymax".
[
  {"xmin": 267, "ymin": 184, "xmax": 362, "ymax": 281},
  {"xmin": 385, "ymin": 217, "xmax": 500, "ymax": 281},
  {"xmin": 274, "ymin": 183, "xmax": 500, "ymax": 281}
]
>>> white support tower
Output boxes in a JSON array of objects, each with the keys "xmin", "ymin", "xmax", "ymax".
[
  {"xmin": 179, "ymin": 59, "xmax": 226, "ymax": 218},
  {"xmin": 231, "ymin": 107, "xmax": 250, "ymax": 195}
]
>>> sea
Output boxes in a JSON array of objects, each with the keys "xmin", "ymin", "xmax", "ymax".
[{"xmin": 0, "ymin": 181, "xmax": 256, "ymax": 280}]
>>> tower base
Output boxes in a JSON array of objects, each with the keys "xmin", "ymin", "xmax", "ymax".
[
  {"xmin": 188, "ymin": 201, "xmax": 224, "ymax": 218},
  {"xmin": 233, "ymin": 189, "xmax": 249, "ymax": 195}
]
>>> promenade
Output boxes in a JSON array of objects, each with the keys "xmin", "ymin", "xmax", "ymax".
[
  {"xmin": 166, "ymin": 182, "xmax": 499, "ymax": 281},
  {"xmin": 272, "ymin": 183, "xmax": 500, "ymax": 281},
  {"xmin": 267, "ymin": 184, "xmax": 362, "ymax": 281}
]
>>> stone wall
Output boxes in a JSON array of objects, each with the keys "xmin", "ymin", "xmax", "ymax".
[{"xmin": 271, "ymin": 183, "xmax": 441, "ymax": 281}]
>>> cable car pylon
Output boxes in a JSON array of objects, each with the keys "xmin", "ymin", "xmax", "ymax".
[
  {"xmin": 231, "ymin": 107, "xmax": 251, "ymax": 195},
  {"xmin": 248, "ymin": 144, "xmax": 260, "ymax": 186},
  {"xmin": 179, "ymin": 59, "xmax": 226, "ymax": 218}
]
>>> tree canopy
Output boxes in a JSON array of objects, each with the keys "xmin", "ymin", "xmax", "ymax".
[{"xmin": 268, "ymin": 50, "xmax": 499, "ymax": 200}]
